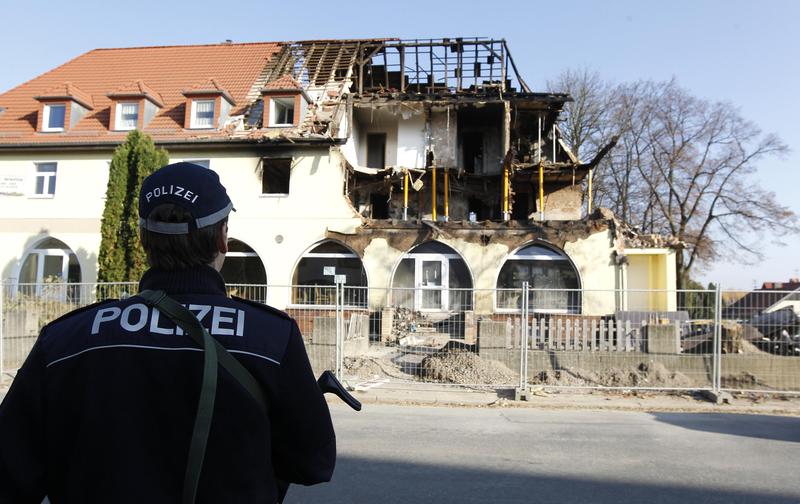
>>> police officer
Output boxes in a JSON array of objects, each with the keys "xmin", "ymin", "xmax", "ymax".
[{"xmin": 0, "ymin": 162, "xmax": 335, "ymax": 503}]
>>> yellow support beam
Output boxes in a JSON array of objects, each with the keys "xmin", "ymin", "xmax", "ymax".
[
  {"xmin": 431, "ymin": 166, "xmax": 437, "ymax": 221},
  {"xmin": 403, "ymin": 170, "xmax": 409, "ymax": 220},
  {"xmin": 538, "ymin": 162, "xmax": 544, "ymax": 221},
  {"xmin": 502, "ymin": 163, "xmax": 509, "ymax": 220}
]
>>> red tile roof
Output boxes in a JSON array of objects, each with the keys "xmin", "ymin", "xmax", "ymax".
[
  {"xmin": 34, "ymin": 82, "xmax": 94, "ymax": 110},
  {"xmin": 0, "ymin": 42, "xmax": 281, "ymax": 146},
  {"xmin": 182, "ymin": 78, "xmax": 235, "ymax": 105},
  {"xmin": 107, "ymin": 80, "xmax": 165, "ymax": 107},
  {"xmin": 263, "ymin": 75, "xmax": 302, "ymax": 91}
]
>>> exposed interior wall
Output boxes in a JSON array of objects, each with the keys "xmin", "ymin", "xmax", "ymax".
[
  {"xmin": 456, "ymin": 104, "xmax": 503, "ymax": 175},
  {"xmin": 354, "ymin": 107, "xmax": 398, "ymax": 168},
  {"xmin": 536, "ymin": 184, "xmax": 583, "ymax": 221},
  {"xmin": 429, "ymin": 107, "xmax": 457, "ymax": 167},
  {"xmin": 396, "ymin": 113, "xmax": 426, "ymax": 169}
]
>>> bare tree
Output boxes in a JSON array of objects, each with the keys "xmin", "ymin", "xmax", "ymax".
[
  {"xmin": 547, "ymin": 68, "xmax": 610, "ymax": 161},
  {"xmin": 552, "ymin": 74, "xmax": 796, "ymax": 287}
]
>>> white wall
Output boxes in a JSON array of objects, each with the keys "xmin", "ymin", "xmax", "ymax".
[
  {"xmin": 0, "ymin": 153, "xmax": 111, "ymax": 283},
  {"xmin": 0, "ymin": 147, "xmax": 363, "ymax": 302},
  {"xmin": 396, "ymin": 114, "xmax": 426, "ymax": 169},
  {"xmin": 359, "ymin": 228, "xmax": 621, "ymax": 315}
]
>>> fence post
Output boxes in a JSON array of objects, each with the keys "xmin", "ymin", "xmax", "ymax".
[
  {"xmin": 713, "ymin": 284, "xmax": 722, "ymax": 393},
  {"xmin": 334, "ymin": 277, "xmax": 345, "ymax": 380},
  {"xmin": 516, "ymin": 282, "xmax": 530, "ymax": 399}
]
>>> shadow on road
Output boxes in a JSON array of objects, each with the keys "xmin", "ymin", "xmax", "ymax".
[
  {"xmin": 651, "ymin": 412, "xmax": 800, "ymax": 443},
  {"xmin": 287, "ymin": 455, "xmax": 799, "ymax": 504}
]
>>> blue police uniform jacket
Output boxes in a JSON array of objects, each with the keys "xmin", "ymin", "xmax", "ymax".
[{"xmin": 0, "ymin": 265, "xmax": 336, "ymax": 503}]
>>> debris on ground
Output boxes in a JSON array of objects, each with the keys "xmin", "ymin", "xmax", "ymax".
[
  {"xmin": 420, "ymin": 350, "xmax": 518, "ymax": 385},
  {"xmin": 390, "ymin": 307, "xmax": 434, "ymax": 344},
  {"xmin": 343, "ymin": 356, "xmax": 385, "ymax": 378},
  {"xmin": 530, "ymin": 361, "xmax": 695, "ymax": 388}
]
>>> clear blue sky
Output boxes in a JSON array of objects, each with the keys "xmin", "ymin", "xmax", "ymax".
[{"xmin": 2, "ymin": 0, "xmax": 798, "ymax": 289}]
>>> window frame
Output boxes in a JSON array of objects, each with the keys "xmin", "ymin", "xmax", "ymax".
[
  {"xmin": 260, "ymin": 157, "xmax": 292, "ymax": 197},
  {"xmin": 190, "ymin": 99, "xmax": 216, "ymax": 129},
  {"xmin": 42, "ymin": 103, "xmax": 66, "ymax": 132},
  {"xmin": 269, "ymin": 97, "xmax": 295, "ymax": 127},
  {"xmin": 494, "ymin": 243, "xmax": 581, "ymax": 314},
  {"xmin": 289, "ymin": 242, "xmax": 368, "ymax": 309},
  {"xmin": 389, "ymin": 242, "xmax": 474, "ymax": 312},
  {"xmin": 31, "ymin": 162, "xmax": 57, "ymax": 198},
  {"xmin": 114, "ymin": 101, "xmax": 140, "ymax": 131}
]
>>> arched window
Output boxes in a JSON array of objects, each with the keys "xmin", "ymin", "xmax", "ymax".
[
  {"xmin": 220, "ymin": 239, "xmax": 267, "ymax": 302},
  {"xmin": 18, "ymin": 237, "xmax": 82, "ymax": 300},
  {"xmin": 391, "ymin": 241, "xmax": 473, "ymax": 311},
  {"xmin": 292, "ymin": 241, "xmax": 367, "ymax": 307},
  {"xmin": 496, "ymin": 243, "xmax": 581, "ymax": 313}
]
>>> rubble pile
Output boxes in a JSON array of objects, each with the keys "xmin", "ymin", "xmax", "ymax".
[
  {"xmin": 420, "ymin": 350, "xmax": 518, "ymax": 385},
  {"xmin": 390, "ymin": 307, "xmax": 434, "ymax": 344},
  {"xmin": 532, "ymin": 361, "xmax": 694, "ymax": 388},
  {"xmin": 343, "ymin": 356, "xmax": 385, "ymax": 378}
]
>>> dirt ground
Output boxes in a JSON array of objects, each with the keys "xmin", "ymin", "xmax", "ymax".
[{"xmin": 344, "ymin": 347, "xmax": 700, "ymax": 389}]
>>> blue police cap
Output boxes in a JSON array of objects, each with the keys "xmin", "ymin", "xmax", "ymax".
[{"xmin": 139, "ymin": 162, "xmax": 234, "ymax": 235}]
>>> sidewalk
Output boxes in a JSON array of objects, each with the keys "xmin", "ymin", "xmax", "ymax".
[
  {"xmin": 343, "ymin": 380, "xmax": 800, "ymax": 416},
  {"xmin": 4, "ymin": 378, "xmax": 799, "ymax": 416}
]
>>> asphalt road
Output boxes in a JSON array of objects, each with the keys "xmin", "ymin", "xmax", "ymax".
[{"xmin": 287, "ymin": 404, "xmax": 800, "ymax": 504}]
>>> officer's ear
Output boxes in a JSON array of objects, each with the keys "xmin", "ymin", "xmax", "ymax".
[{"xmin": 218, "ymin": 220, "xmax": 229, "ymax": 255}]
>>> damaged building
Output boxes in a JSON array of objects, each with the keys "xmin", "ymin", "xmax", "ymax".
[{"xmin": 0, "ymin": 37, "xmax": 678, "ymax": 333}]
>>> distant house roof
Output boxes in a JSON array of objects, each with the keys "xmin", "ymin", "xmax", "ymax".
[
  {"xmin": 0, "ymin": 42, "xmax": 280, "ymax": 146},
  {"xmin": 722, "ymin": 278, "xmax": 800, "ymax": 320}
]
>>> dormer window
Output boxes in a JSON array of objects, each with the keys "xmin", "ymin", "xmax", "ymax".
[
  {"xmin": 270, "ymin": 97, "xmax": 295, "ymax": 127},
  {"xmin": 260, "ymin": 76, "xmax": 309, "ymax": 128},
  {"xmin": 191, "ymin": 99, "xmax": 215, "ymax": 129},
  {"xmin": 182, "ymin": 79, "xmax": 235, "ymax": 130},
  {"xmin": 35, "ymin": 82, "xmax": 93, "ymax": 133},
  {"xmin": 43, "ymin": 104, "xmax": 66, "ymax": 131},
  {"xmin": 107, "ymin": 81, "xmax": 163, "ymax": 131},
  {"xmin": 115, "ymin": 102, "xmax": 139, "ymax": 130}
]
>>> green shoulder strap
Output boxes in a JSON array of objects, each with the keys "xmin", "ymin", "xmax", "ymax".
[{"xmin": 137, "ymin": 289, "xmax": 268, "ymax": 504}]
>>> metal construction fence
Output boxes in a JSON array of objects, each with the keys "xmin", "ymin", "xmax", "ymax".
[{"xmin": 2, "ymin": 282, "xmax": 798, "ymax": 395}]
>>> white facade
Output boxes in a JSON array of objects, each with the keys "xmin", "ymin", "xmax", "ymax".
[{"xmin": 0, "ymin": 141, "xmax": 677, "ymax": 316}]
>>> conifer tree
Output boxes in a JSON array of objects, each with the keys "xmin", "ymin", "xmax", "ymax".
[{"xmin": 97, "ymin": 131, "xmax": 168, "ymax": 282}]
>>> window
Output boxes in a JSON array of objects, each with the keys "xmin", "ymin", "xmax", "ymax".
[
  {"xmin": 220, "ymin": 239, "xmax": 267, "ymax": 303},
  {"xmin": 390, "ymin": 241, "xmax": 473, "ymax": 312},
  {"xmin": 17, "ymin": 237, "xmax": 82, "ymax": 301},
  {"xmin": 115, "ymin": 102, "xmax": 139, "ymax": 130},
  {"xmin": 261, "ymin": 158, "xmax": 291, "ymax": 195},
  {"xmin": 292, "ymin": 242, "xmax": 368, "ymax": 307},
  {"xmin": 43, "ymin": 104, "xmax": 66, "ymax": 131},
  {"xmin": 34, "ymin": 163, "xmax": 57, "ymax": 197},
  {"xmin": 269, "ymin": 97, "xmax": 295, "ymax": 126},
  {"xmin": 191, "ymin": 99, "xmax": 215, "ymax": 128},
  {"xmin": 496, "ymin": 243, "xmax": 581, "ymax": 313}
]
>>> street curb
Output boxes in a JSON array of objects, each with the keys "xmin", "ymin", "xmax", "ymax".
[{"xmin": 339, "ymin": 388, "xmax": 800, "ymax": 416}]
